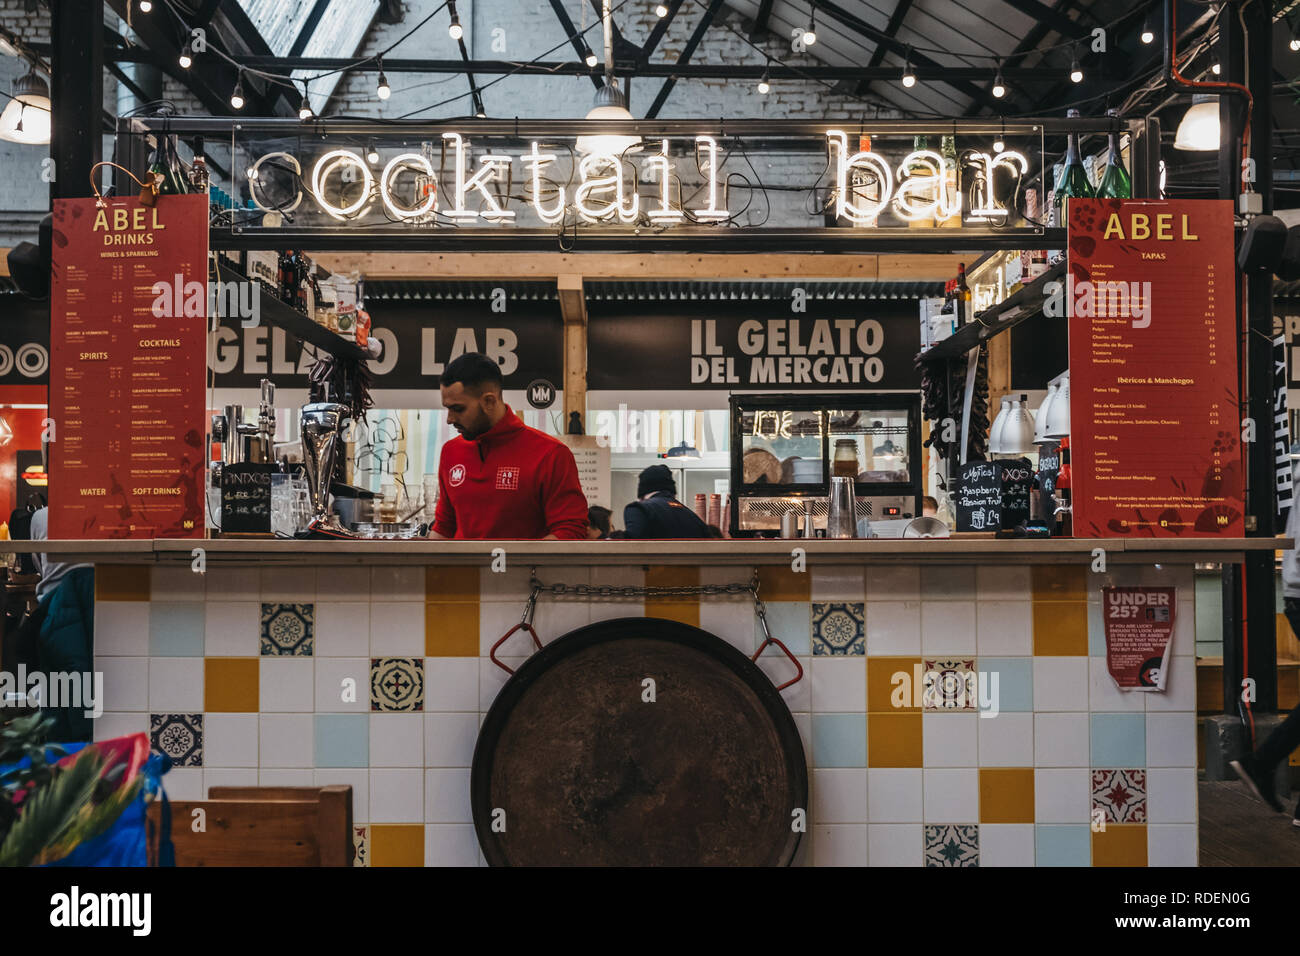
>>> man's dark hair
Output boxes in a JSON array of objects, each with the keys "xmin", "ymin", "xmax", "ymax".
[
  {"xmin": 441, "ymin": 352, "xmax": 504, "ymax": 394},
  {"xmin": 588, "ymin": 506, "xmax": 612, "ymax": 538}
]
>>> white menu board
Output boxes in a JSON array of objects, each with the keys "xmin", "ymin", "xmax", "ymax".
[{"xmin": 561, "ymin": 436, "xmax": 611, "ymax": 510}]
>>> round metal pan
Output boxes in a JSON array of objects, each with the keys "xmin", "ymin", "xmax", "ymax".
[{"xmin": 471, "ymin": 616, "xmax": 807, "ymax": 866}]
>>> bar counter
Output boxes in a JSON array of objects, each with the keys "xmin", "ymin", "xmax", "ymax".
[{"xmin": 48, "ymin": 536, "xmax": 1280, "ymax": 866}]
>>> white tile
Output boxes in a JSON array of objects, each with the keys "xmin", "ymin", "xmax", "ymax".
[
  {"xmin": 369, "ymin": 566, "xmax": 426, "ymax": 601},
  {"xmin": 923, "ymin": 768, "xmax": 978, "ymax": 822},
  {"xmin": 920, "ymin": 602, "xmax": 976, "ymax": 655},
  {"xmin": 205, "ymin": 567, "xmax": 260, "ymax": 601},
  {"xmin": 1032, "ymin": 657, "xmax": 1089, "ymax": 712},
  {"xmin": 1034, "ymin": 714, "xmax": 1090, "ymax": 767},
  {"xmin": 259, "ymin": 714, "xmax": 314, "ymax": 768},
  {"xmin": 425, "ymin": 713, "xmax": 479, "ymax": 767},
  {"xmin": 976, "ymin": 565, "xmax": 1031, "ymax": 601},
  {"xmin": 757, "ymin": 653, "xmax": 810, "ymax": 712},
  {"xmin": 204, "ymin": 714, "xmax": 259, "ymax": 767},
  {"xmin": 975, "ymin": 601, "xmax": 1033, "ymax": 656},
  {"xmin": 589, "ymin": 565, "xmax": 644, "ymax": 588},
  {"xmin": 923, "ymin": 713, "xmax": 979, "ymax": 767},
  {"xmin": 1146, "ymin": 713, "xmax": 1197, "ymax": 767},
  {"xmin": 204, "ymin": 601, "xmax": 260, "ymax": 656},
  {"xmin": 812, "ymin": 567, "xmax": 865, "ymax": 602},
  {"xmin": 812, "ymin": 825, "xmax": 867, "ymax": 866},
  {"xmin": 259, "ymin": 769, "xmax": 315, "ymax": 786},
  {"xmin": 977, "ymin": 712, "xmax": 1034, "ymax": 767},
  {"xmin": 865, "ymin": 565, "xmax": 919, "ymax": 600},
  {"xmin": 868, "ymin": 824, "xmax": 922, "ymax": 866},
  {"xmin": 370, "ymin": 714, "xmax": 425, "ymax": 767},
  {"xmin": 532, "ymin": 599, "xmax": 591, "ymax": 643},
  {"xmin": 921, "ymin": 566, "xmax": 976, "ymax": 600},
  {"xmin": 152, "ymin": 566, "xmax": 206, "ymax": 602},
  {"xmin": 1089, "ymin": 657, "xmax": 1146, "ymax": 712},
  {"xmin": 1147, "ymin": 768, "xmax": 1197, "ymax": 823},
  {"xmin": 478, "ymin": 565, "xmax": 534, "ymax": 601},
  {"xmin": 425, "ymin": 768, "xmax": 473, "ymax": 823},
  {"xmin": 867, "ymin": 768, "xmax": 923, "ymax": 823},
  {"xmin": 260, "ymin": 658, "xmax": 315, "ymax": 713},
  {"xmin": 425, "ymin": 824, "xmax": 481, "ymax": 866},
  {"xmin": 699, "ymin": 598, "xmax": 756, "ymax": 655},
  {"xmin": 203, "ymin": 768, "xmax": 259, "ymax": 794},
  {"xmin": 1147, "ymin": 824, "xmax": 1198, "ymax": 866},
  {"xmin": 370, "ymin": 769, "xmax": 424, "ymax": 822},
  {"xmin": 588, "ymin": 599, "xmax": 645, "ymax": 626},
  {"xmin": 979, "ymin": 824, "xmax": 1035, "ymax": 866},
  {"xmin": 1034, "ymin": 768, "xmax": 1091, "ymax": 823},
  {"xmin": 479, "ymin": 601, "xmax": 525, "ymax": 656},
  {"xmin": 315, "ymin": 567, "xmax": 373, "ymax": 602},
  {"xmin": 370, "ymin": 601, "xmax": 425, "ymax": 656},
  {"xmin": 866, "ymin": 601, "xmax": 921, "ymax": 656},
  {"xmin": 260, "ymin": 567, "xmax": 316, "ymax": 601},
  {"xmin": 810, "ymin": 658, "xmax": 866, "ymax": 712},
  {"xmin": 95, "ymin": 603, "xmax": 151, "ymax": 655},
  {"xmin": 315, "ymin": 658, "xmax": 370, "ymax": 713},
  {"xmin": 480, "ymin": 657, "xmax": 524, "ymax": 711},
  {"xmin": 425, "ymin": 657, "xmax": 480, "ymax": 712},
  {"xmin": 537, "ymin": 565, "xmax": 591, "ymax": 588},
  {"xmin": 148, "ymin": 658, "xmax": 203, "ymax": 711},
  {"xmin": 313, "ymin": 769, "xmax": 370, "ymax": 820},
  {"xmin": 162, "ymin": 768, "xmax": 203, "ymax": 800},
  {"xmin": 97, "ymin": 657, "xmax": 148, "ymax": 712},
  {"xmin": 812, "ymin": 768, "xmax": 867, "ymax": 824},
  {"xmin": 1143, "ymin": 654, "xmax": 1196, "ymax": 711},
  {"xmin": 793, "ymin": 712, "xmax": 812, "ymax": 766},
  {"xmin": 93, "ymin": 712, "xmax": 148, "ymax": 742},
  {"xmin": 314, "ymin": 602, "xmax": 370, "ymax": 658}
]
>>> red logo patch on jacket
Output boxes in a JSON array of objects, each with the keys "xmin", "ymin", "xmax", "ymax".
[{"xmin": 495, "ymin": 466, "xmax": 521, "ymax": 491}]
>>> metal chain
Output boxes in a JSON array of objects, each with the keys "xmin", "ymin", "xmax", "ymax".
[{"xmin": 521, "ymin": 569, "xmax": 763, "ymax": 624}]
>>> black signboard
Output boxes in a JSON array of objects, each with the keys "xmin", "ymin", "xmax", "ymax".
[
  {"xmin": 999, "ymin": 457, "xmax": 1034, "ymax": 530},
  {"xmin": 1036, "ymin": 442, "xmax": 1061, "ymax": 526},
  {"xmin": 220, "ymin": 463, "xmax": 274, "ymax": 535},
  {"xmin": 955, "ymin": 461, "xmax": 1001, "ymax": 532}
]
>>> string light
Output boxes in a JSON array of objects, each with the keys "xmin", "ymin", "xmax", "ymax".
[
  {"xmin": 1291, "ymin": 33, "xmax": 1300, "ymax": 52},
  {"xmin": 448, "ymin": 2, "xmax": 463, "ymax": 40},
  {"xmin": 138, "ymin": 0, "xmax": 152, "ymax": 12},
  {"xmin": 992, "ymin": 61, "xmax": 1006, "ymax": 98},
  {"xmin": 366, "ymin": 141, "xmax": 380, "ymax": 165},
  {"xmin": 1140, "ymin": 13, "xmax": 1155, "ymax": 44},
  {"xmin": 376, "ymin": 57, "xmax": 391, "ymax": 99},
  {"xmin": 178, "ymin": 43, "xmax": 192, "ymax": 69},
  {"xmin": 1210, "ymin": 61, "xmax": 1221, "ymax": 75},
  {"xmin": 230, "ymin": 72, "xmax": 245, "ymax": 110},
  {"xmin": 655, "ymin": 3, "xmax": 668, "ymax": 16},
  {"xmin": 1069, "ymin": 54, "xmax": 1083, "ymax": 83},
  {"xmin": 297, "ymin": 84, "xmax": 313, "ymax": 120},
  {"xmin": 901, "ymin": 48, "xmax": 916, "ymax": 88},
  {"xmin": 802, "ymin": 5, "xmax": 817, "ymax": 47},
  {"xmin": 585, "ymin": 46, "xmax": 598, "ymax": 67},
  {"xmin": 758, "ymin": 61, "xmax": 770, "ymax": 94}
]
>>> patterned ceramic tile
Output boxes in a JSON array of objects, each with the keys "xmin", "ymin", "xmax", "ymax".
[
  {"xmin": 922, "ymin": 659, "xmax": 977, "ymax": 710},
  {"xmin": 812, "ymin": 602, "xmax": 865, "ymax": 656},
  {"xmin": 261, "ymin": 603, "xmax": 315, "ymax": 656},
  {"xmin": 150, "ymin": 713, "xmax": 202, "ymax": 767},
  {"xmin": 924, "ymin": 824, "xmax": 979, "ymax": 867},
  {"xmin": 371, "ymin": 657, "xmax": 425, "ymax": 712},
  {"xmin": 1092, "ymin": 769, "xmax": 1147, "ymax": 823},
  {"xmin": 353, "ymin": 825, "xmax": 369, "ymax": 867}
]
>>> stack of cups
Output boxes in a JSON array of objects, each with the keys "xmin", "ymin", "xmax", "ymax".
[
  {"xmin": 693, "ymin": 493, "xmax": 708, "ymax": 522},
  {"xmin": 423, "ymin": 475, "xmax": 439, "ymax": 522},
  {"xmin": 706, "ymin": 494, "xmax": 721, "ymax": 529}
]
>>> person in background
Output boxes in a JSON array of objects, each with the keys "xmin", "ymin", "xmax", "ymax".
[
  {"xmin": 622, "ymin": 465, "xmax": 710, "ymax": 539},
  {"xmin": 430, "ymin": 352, "xmax": 588, "ymax": 540},
  {"xmin": 922, "ymin": 496, "xmax": 939, "ymax": 517},
  {"xmin": 587, "ymin": 506, "xmax": 613, "ymax": 540}
]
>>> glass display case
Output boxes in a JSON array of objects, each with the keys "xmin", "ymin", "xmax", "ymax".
[{"xmin": 729, "ymin": 394, "xmax": 922, "ymax": 536}]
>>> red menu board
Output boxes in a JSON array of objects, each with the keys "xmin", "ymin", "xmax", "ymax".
[
  {"xmin": 1067, "ymin": 198, "xmax": 1241, "ymax": 537},
  {"xmin": 49, "ymin": 195, "xmax": 209, "ymax": 538}
]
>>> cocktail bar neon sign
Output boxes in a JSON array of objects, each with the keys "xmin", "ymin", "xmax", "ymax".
[{"xmin": 243, "ymin": 131, "xmax": 1030, "ymax": 228}]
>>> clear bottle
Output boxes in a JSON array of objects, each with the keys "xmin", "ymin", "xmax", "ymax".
[
  {"xmin": 852, "ymin": 134, "xmax": 881, "ymax": 227},
  {"xmin": 940, "ymin": 134, "xmax": 961, "ymax": 228},
  {"xmin": 1096, "ymin": 109, "xmax": 1132, "ymax": 199},
  {"xmin": 833, "ymin": 439, "xmax": 860, "ymax": 478},
  {"xmin": 908, "ymin": 135, "xmax": 935, "ymax": 229}
]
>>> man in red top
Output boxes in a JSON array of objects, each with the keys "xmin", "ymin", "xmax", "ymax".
[{"xmin": 430, "ymin": 352, "xmax": 588, "ymax": 540}]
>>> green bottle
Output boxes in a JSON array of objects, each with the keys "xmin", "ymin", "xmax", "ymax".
[
  {"xmin": 1096, "ymin": 109, "xmax": 1132, "ymax": 199},
  {"xmin": 1053, "ymin": 109, "xmax": 1095, "ymax": 225}
]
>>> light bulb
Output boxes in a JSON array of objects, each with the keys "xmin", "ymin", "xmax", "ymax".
[
  {"xmin": 802, "ymin": 26, "xmax": 817, "ymax": 46},
  {"xmin": 1141, "ymin": 28, "xmax": 1154, "ymax": 44},
  {"xmin": 179, "ymin": 47, "xmax": 192, "ymax": 69},
  {"xmin": 449, "ymin": 15, "xmax": 463, "ymax": 40},
  {"xmin": 1291, "ymin": 36, "xmax": 1300, "ymax": 52},
  {"xmin": 377, "ymin": 74, "xmax": 390, "ymax": 99},
  {"xmin": 655, "ymin": 3, "xmax": 668, "ymax": 16},
  {"xmin": 1070, "ymin": 59, "xmax": 1083, "ymax": 83},
  {"xmin": 1211, "ymin": 61, "xmax": 1221, "ymax": 75},
  {"xmin": 139, "ymin": 0, "xmax": 152, "ymax": 11},
  {"xmin": 367, "ymin": 142, "xmax": 380, "ymax": 165},
  {"xmin": 992, "ymin": 78, "xmax": 1006, "ymax": 98},
  {"xmin": 585, "ymin": 50, "xmax": 598, "ymax": 67},
  {"xmin": 757, "ymin": 76, "xmax": 770, "ymax": 94},
  {"xmin": 902, "ymin": 69, "xmax": 916, "ymax": 88},
  {"xmin": 993, "ymin": 138, "xmax": 1004, "ymax": 152},
  {"xmin": 298, "ymin": 94, "xmax": 312, "ymax": 120},
  {"xmin": 230, "ymin": 76, "xmax": 245, "ymax": 110}
]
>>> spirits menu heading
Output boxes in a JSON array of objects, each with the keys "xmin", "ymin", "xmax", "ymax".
[
  {"xmin": 1067, "ymin": 198, "xmax": 1241, "ymax": 537},
  {"xmin": 49, "ymin": 195, "xmax": 209, "ymax": 539}
]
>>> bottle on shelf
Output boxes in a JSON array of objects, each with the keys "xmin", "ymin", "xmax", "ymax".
[
  {"xmin": 1053, "ymin": 109, "xmax": 1096, "ymax": 227},
  {"xmin": 851, "ymin": 134, "xmax": 881, "ymax": 227},
  {"xmin": 939, "ymin": 134, "xmax": 961, "ymax": 228},
  {"xmin": 908, "ymin": 136, "xmax": 934, "ymax": 228},
  {"xmin": 956, "ymin": 262, "xmax": 971, "ymax": 325},
  {"xmin": 1096, "ymin": 109, "xmax": 1133, "ymax": 199}
]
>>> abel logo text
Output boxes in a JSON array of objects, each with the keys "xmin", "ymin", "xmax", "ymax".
[{"xmin": 49, "ymin": 886, "xmax": 151, "ymax": 936}]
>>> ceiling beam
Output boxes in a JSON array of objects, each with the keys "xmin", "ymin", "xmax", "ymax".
[
  {"xmin": 641, "ymin": 0, "xmax": 685, "ymax": 64},
  {"xmin": 548, "ymin": 0, "xmax": 603, "ymax": 89},
  {"xmin": 854, "ymin": 0, "xmax": 915, "ymax": 97},
  {"xmin": 646, "ymin": 0, "xmax": 726, "ymax": 118},
  {"xmin": 750, "ymin": 0, "xmax": 775, "ymax": 38},
  {"xmin": 995, "ymin": 0, "xmax": 1087, "ymax": 40},
  {"xmin": 963, "ymin": 0, "xmax": 1076, "ymax": 116}
]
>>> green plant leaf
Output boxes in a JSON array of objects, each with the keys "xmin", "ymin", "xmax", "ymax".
[{"xmin": 0, "ymin": 749, "xmax": 104, "ymax": 868}]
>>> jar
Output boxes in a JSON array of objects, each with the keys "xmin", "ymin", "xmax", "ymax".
[{"xmin": 832, "ymin": 439, "xmax": 859, "ymax": 479}]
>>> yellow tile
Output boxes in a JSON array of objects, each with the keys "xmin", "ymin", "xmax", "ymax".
[
  {"xmin": 758, "ymin": 565, "xmax": 811, "ymax": 602},
  {"xmin": 1032, "ymin": 565, "xmax": 1087, "ymax": 601},
  {"xmin": 868, "ymin": 657, "xmax": 922, "ymax": 713},
  {"xmin": 979, "ymin": 768, "xmax": 1035, "ymax": 823},
  {"xmin": 644, "ymin": 600, "xmax": 699, "ymax": 628},
  {"xmin": 645, "ymin": 565, "xmax": 699, "ymax": 589},
  {"xmin": 425, "ymin": 601, "xmax": 480, "ymax": 656},
  {"xmin": 1033, "ymin": 601, "xmax": 1089, "ymax": 656},
  {"xmin": 425, "ymin": 566, "xmax": 480, "ymax": 601},
  {"xmin": 203, "ymin": 658, "xmax": 259, "ymax": 712},
  {"xmin": 95, "ymin": 564, "xmax": 151, "ymax": 602},
  {"xmin": 868, "ymin": 713, "xmax": 922, "ymax": 767},
  {"xmin": 369, "ymin": 824, "xmax": 425, "ymax": 867},
  {"xmin": 1092, "ymin": 824, "xmax": 1148, "ymax": 867}
]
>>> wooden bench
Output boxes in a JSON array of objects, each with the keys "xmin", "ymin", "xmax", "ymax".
[{"xmin": 147, "ymin": 785, "xmax": 353, "ymax": 866}]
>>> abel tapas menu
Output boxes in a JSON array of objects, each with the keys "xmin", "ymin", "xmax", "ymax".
[{"xmin": 1066, "ymin": 199, "xmax": 1241, "ymax": 537}]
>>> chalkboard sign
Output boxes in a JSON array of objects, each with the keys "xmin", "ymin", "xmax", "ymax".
[
  {"xmin": 1036, "ymin": 443, "xmax": 1061, "ymax": 526},
  {"xmin": 220, "ymin": 463, "xmax": 274, "ymax": 535},
  {"xmin": 956, "ymin": 461, "xmax": 1001, "ymax": 532},
  {"xmin": 1000, "ymin": 457, "xmax": 1034, "ymax": 530}
]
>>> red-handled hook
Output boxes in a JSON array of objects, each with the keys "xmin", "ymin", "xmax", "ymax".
[
  {"xmin": 752, "ymin": 635, "xmax": 804, "ymax": 691},
  {"xmin": 489, "ymin": 622, "xmax": 543, "ymax": 675}
]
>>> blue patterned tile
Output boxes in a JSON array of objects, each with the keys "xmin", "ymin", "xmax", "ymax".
[
  {"xmin": 980, "ymin": 657, "xmax": 1033, "ymax": 712},
  {"xmin": 315, "ymin": 714, "xmax": 370, "ymax": 767},
  {"xmin": 758, "ymin": 602, "xmax": 812, "ymax": 655},
  {"xmin": 150, "ymin": 713, "xmax": 202, "ymax": 767},
  {"xmin": 812, "ymin": 714, "xmax": 867, "ymax": 767},
  {"xmin": 149, "ymin": 602, "xmax": 205, "ymax": 656},
  {"xmin": 812, "ymin": 602, "xmax": 865, "ymax": 656},
  {"xmin": 924, "ymin": 823, "xmax": 979, "ymax": 866},
  {"xmin": 370, "ymin": 657, "xmax": 425, "ymax": 712},
  {"xmin": 261, "ymin": 602, "xmax": 314, "ymax": 656},
  {"xmin": 1035, "ymin": 824, "xmax": 1091, "ymax": 866},
  {"xmin": 1090, "ymin": 713, "xmax": 1146, "ymax": 767}
]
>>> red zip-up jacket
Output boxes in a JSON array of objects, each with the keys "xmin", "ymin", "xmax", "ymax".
[{"xmin": 431, "ymin": 405, "xmax": 589, "ymax": 540}]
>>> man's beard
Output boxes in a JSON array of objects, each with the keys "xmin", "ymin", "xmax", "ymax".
[{"xmin": 455, "ymin": 410, "xmax": 492, "ymax": 440}]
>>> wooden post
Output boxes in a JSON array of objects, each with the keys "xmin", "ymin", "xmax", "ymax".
[
  {"xmin": 557, "ymin": 275, "xmax": 587, "ymax": 432},
  {"xmin": 987, "ymin": 330, "xmax": 1012, "ymax": 420}
]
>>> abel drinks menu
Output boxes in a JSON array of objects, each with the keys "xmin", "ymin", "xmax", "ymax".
[
  {"xmin": 48, "ymin": 195, "xmax": 209, "ymax": 538},
  {"xmin": 1066, "ymin": 198, "xmax": 1240, "ymax": 537}
]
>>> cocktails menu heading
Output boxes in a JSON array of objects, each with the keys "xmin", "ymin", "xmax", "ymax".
[
  {"xmin": 1067, "ymin": 198, "xmax": 1241, "ymax": 537},
  {"xmin": 49, "ymin": 195, "xmax": 209, "ymax": 538}
]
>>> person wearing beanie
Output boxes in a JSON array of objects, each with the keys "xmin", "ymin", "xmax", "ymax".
[{"xmin": 623, "ymin": 465, "xmax": 711, "ymax": 539}]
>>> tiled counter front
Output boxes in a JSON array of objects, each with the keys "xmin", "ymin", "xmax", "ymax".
[{"xmin": 91, "ymin": 560, "xmax": 1197, "ymax": 867}]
